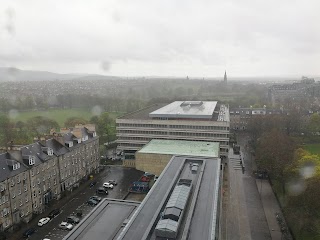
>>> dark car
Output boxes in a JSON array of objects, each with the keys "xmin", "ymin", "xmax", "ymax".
[
  {"xmin": 48, "ymin": 208, "xmax": 61, "ymax": 219},
  {"xmin": 89, "ymin": 181, "xmax": 97, "ymax": 188},
  {"xmin": 87, "ymin": 199, "xmax": 98, "ymax": 206},
  {"xmin": 96, "ymin": 187, "xmax": 108, "ymax": 195},
  {"xmin": 22, "ymin": 228, "xmax": 36, "ymax": 238},
  {"xmin": 107, "ymin": 180, "xmax": 117, "ymax": 185},
  {"xmin": 89, "ymin": 195, "xmax": 102, "ymax": 202},
  {"xmin": 66, "ymin": 215, "xmax": 80, "ymax": 224}
]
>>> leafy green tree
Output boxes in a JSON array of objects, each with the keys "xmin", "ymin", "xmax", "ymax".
[
  {"xmin": 64, "ymin": 117, "xmax": 88, "ymax": 127},
  {"xmin": 26, "ymin": 116, "xmax": 59, "ymax": 136},
  {"xmin": 0, "ymin": 114, "xmax": 14, "ymax": 147},
  {"xmin": 308, "ymin": 113, "xmax": 320, "ymax": 134},
  {"xmin": 89, "ymin": 113, "xmax": 115, "ymax": 143}
]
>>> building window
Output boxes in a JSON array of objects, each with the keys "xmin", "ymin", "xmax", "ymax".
[{"xmin": 29, "ymin": 156, "xmax": 35, "ymax": 165}]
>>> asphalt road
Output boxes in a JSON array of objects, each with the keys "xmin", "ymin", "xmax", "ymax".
[{"xmin": 10, "ymin": 166, "xmax": 143, "ymax": 240}]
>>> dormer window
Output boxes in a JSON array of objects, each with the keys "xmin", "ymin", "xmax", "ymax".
[
  {"xmin": 48, "ymin": 148, "xmax": 53, "ymax": 156},
  {"xmin": 65, "ymin": 141, "xmax": 73, "ymax": 148},
  {"xmin": 77, "ymin": 139, "xmax": 81, "ymax": 144},
  {"xmin": 93, "ymin": 132, "xmax": 96, "ymax": 137},
  {"xmin": 29, "ymin": 156, "xmax": 35, "ymax": 165},
  {"xmin": 13, "ymin": 162, "xmax": 20, "ymax": 170}
]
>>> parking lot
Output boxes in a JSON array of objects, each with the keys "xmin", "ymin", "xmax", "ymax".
[{"xmin": 10, "ymin": 166, "xmax": 143, "ymax": 240}]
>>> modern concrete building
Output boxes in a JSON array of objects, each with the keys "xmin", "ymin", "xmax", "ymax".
[
  {"xmin": 116, "ymin": 101, "xmax": 230, "ymax": 167},
  {"xmin": 135, "ymin": 139, "xmax": 220, "ymax": 176},
  {"xmin": 118, "ymin": 155, "xmax": 222, "ymax": 240}
]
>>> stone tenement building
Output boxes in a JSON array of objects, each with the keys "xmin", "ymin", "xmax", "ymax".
[
  {"xmin": 268, "ymin": 77, "xmax": 320, "ymax": 106},
  {"xmin": 116, "ymin": 101, "xmax": 230, "ymax": 167},
  {"xmin": 0, "ymin": 124, "xmax": 99, "ymax": 232}
]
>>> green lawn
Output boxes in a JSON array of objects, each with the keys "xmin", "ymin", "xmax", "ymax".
[
  {"xmin": 10, "ymin": 108, "xmax": 124, "ymax": 127},
  {"xmin": 304, "ymin": 143, "xmax": 320, "ymax": 155}
]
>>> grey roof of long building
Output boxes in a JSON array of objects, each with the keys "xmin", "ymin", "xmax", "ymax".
[
  {"xmin": 118, "ymin": 156, "xmax": 221, "ymax": 240},
  {"xmin": 63, "ymin": 199, "xmax": 140, "ymax": 240}
]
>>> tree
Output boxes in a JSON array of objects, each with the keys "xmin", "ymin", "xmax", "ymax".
[
  {"xmin": 89, "ymin": 113, "xmax": 115, "ymax": 143},
  {"xmin": 308, "ymin": 113, "xmax": 320, "ymax": 135},
  {"xmin": 256, "ymin": 129, "xmax": 296, "ymax": 194},
  {"xmin": 0, "ymin": 114, "xmax": 14, "ymax": 148},
  {"xmin": 64, "ymin": 117, "xmax": 88, "ymax": 127},
  {"xmin": 26, "ymin": 116, "xmax": 59, "ymax": 136}
]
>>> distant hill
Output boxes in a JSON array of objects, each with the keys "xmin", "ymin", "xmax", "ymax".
[{"xmin": 0, "ymin": 67, "xmax": 119, "ymax": 82}]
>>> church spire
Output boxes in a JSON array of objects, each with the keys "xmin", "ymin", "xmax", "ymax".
[{"xmin": 224, "ymin": 70, "xmax": 227, "ymax": 82}]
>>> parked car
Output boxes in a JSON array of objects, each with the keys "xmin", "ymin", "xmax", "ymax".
[
  {"xmin": 59, "ymin": 222, "xmax": 73, "ymax": 230},
  {"xmin": 89, "ymin": 181, "xmax": 97, "ymax": 188},
  {"xmin": 87, "ymin": 199, "xmax": 99, "ymax": 206},
  {"xmin": 38, "ymin": 217, "xmax": 50, "ymax": 226},
  {"xmin": 66, "ymin": 216, "xmax": 80, "ymax": 224},
  {"xmin": 89, "ymin": 195, "xmax": 102, "ymax": 202},
  {"xmin": 96, "ymin": 187, "xmax": 108, "ymax": 195},
  {"xmin": 48, "ymin": 209, "xmax": 61, "ymax": 219},
  {"xmin": 103, "ymin": 182, "xmax": 114, "ymax": 189},
  {"xmin": 107, "ymin": 180, "xmax": 117, "ymax": 185},
  {"xmin": 22, "ymin": 228, "xmax": 36, "ymax": 238}
]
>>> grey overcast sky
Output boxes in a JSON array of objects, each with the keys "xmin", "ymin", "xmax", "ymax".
[{"xmin": 0, "ymin": 0, "xmax": 319, "ymax": 77}]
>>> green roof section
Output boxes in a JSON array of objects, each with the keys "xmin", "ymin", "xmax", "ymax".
[{"xmin": 138, "ymin": 139, "xmax": 219, "ymax": 158}]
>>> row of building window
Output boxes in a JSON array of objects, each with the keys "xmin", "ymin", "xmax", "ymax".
[
  {"xmin": 118, "ymin": 140, "xmax": 229, "ymax": 148},
  {"xmin": 117, "ymin": 123, "xmax": 229, "ymax": 131},
  {"xmin": 117, "ymin": 130, "xmax": 228, "ymax": 138}
]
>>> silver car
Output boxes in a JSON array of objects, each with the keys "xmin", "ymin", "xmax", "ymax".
[{"xmin": 59, "ymin": 221, "xmax": 73, "ymax": 230}]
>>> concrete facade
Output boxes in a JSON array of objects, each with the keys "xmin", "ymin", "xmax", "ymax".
[{"xmin": 116, "ymin": 101, "xmax": 230, "ymax": 164}]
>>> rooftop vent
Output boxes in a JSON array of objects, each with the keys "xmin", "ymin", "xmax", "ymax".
[{"xmin": 180, "ymin": 101, "xmax": 203, "ymax": 107}]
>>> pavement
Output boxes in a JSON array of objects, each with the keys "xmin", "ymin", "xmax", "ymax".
[{"xmin": 226, "ymin": 132, "xmax": 293, "ymax": 240}]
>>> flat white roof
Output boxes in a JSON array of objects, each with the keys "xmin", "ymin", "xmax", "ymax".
[{"xmin": 149, "ymin": 101, "xmax": 218, "ymax": 119}]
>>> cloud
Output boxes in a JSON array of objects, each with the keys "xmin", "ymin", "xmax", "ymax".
[{"xmin": 0, "ymin": 0, "xmax": 319, "ymax": 77}]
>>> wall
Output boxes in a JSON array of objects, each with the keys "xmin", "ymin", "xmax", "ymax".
[{"xmin": 135, "ymin": 152, "xmax": 173, "ymax": 176}]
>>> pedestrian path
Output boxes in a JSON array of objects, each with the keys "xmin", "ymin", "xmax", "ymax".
[{"xmin": 257, "ymin": 179, "xmax": 292, "ymax": 240}]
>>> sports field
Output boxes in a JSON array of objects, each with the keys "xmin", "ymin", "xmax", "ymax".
[{"xmin": 9, "ymin": 108, "xmax": 124, "ymax": 126}]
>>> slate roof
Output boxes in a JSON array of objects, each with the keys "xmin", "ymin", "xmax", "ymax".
[
  {"xmin": 45, "ymin": 139, "xmax": 69, "ymax": 156},
  {"xmin": 0, "ymin": 152, "xmax": 29, "ymax": 182}
]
